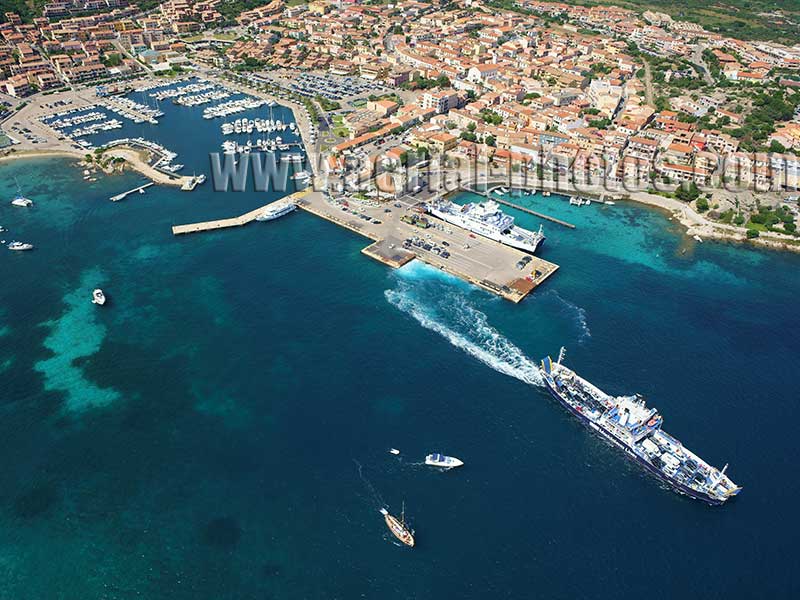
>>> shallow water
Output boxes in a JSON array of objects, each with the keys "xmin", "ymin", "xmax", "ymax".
[{"xmin": 0, "ymin": 99, "xmax": 799, "ymax": 598}]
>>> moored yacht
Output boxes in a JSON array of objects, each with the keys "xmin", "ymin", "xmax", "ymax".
[{"xmin": 256, "ymin": 201, "xmax": 296, "ymax": 221}]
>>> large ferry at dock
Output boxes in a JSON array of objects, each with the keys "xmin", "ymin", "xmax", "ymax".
[
  {"xmin": 426, "ymin": 199, "xmax": 545, "ymax": 254},
  {"xmin": 540, "ymin": 350, "xmax": 741, "ymax": 505}
]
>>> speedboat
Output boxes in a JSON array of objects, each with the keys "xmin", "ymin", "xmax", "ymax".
[
  {"xmin": 7, "ymin": 241, "xmax": 33, "ymax": 251},
  {"xmin": 389, "ymin": 448, "xmax": 401, "ymax": 455},
  {"xmin": 425, "ymin": 453, "xmax": 464, "ymax": 469},
  {"xmin": 92, "ymin": 288, "xmax": 106, "ymax": 305}
]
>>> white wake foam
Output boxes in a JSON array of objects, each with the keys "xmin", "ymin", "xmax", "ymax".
[
  {"xmin": 385, "ymin": 284, "xmax": 544, "ymax": 387},
  {"xmin": 550, "ymin": 290, "xmax": 591, "ymax": 342}
]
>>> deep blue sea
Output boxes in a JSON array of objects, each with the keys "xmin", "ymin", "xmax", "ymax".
[{"xmin": 1, "ymin": 85, "xmax": 799, "ymax": 599}]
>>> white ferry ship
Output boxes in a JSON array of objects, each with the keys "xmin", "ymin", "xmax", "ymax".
[
  {"xmin": 541, "ymin": 350, "xmax": 741, "ymax": 505},
  {"xmin": 426, "ymin": 199, "xmax": 545, "ymax": 254}
]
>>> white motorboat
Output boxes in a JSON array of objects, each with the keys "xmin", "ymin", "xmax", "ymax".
[
  {"xmin": 11, "ymin": 195, "xmax": 33, "ymax": 207},
  {"xmin": 92, "ymin": 288, "xmax": 106, "ymax": 305},
  {"xmin": 425, "ymin": 453, "xmax": 464, "ymax": 469},
  {"xmin": 7, "ymin": 241, "xmax": 33, "ymax": 251},
  {"xmin": 389, "ymin": 448, "xmax": 401, "ymax": 455}
]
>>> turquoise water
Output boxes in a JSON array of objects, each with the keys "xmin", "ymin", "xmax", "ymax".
[{"xmin": 1, "ymin": 100, "xmax": 799, "ymax": 598}]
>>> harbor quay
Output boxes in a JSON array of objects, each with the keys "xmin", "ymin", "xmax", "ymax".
[{"xmin": 172, "ymin": 189, "xmax": 559, "ymax": 303}]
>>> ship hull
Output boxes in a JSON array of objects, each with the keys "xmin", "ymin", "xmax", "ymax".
[{"xmin": 541, "ymin": 379, "xmax": 725, "ymax": 505}]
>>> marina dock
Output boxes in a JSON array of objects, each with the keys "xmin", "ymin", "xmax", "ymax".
[
  {"xmin": 171, "ymin": 191, "xmax": 308, "ymax": 235},
  {"xmin": 110, "ymin": 182, "xmax": 154, "ymax": 202},
  {"xmin": 493, "ymin": 197, "xmax": 576, "ymax": 229}
]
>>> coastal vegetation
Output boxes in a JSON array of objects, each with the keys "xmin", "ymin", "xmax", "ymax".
[
  {"xmin": 401, "ymin": 75, "xmax": 451, "ymax": 90},
  {"xmin": 747, "ymin": 204, "xmax": 798, "ymax": 234},
  {"xmin": 531, "ymin": 0, "xmax": 800, "ymax": 45}
]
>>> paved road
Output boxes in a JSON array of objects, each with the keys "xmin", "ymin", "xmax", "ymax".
[{"xmin": 691, "ymin": 44, "xmax": 715, "ymax": 85}]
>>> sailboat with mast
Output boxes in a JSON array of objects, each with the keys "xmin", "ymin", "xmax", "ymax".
[{"xmin": 380, "ymin": 503, "xmax": 415, "ymax": 547}]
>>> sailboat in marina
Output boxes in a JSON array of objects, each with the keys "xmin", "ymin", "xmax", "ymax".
[{"xmin": 380, "ymin": 503, "xmax": 415, "ymax": 547}]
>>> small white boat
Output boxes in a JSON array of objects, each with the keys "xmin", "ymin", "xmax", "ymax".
[
  {"xmin": 693, "ymin": 235, "xmax": 703, "ymax": 243},
  {"xmin": 604, "ymin": 200, "xmax": 615, "ymax": 205},
  {"xmin": 425, "ymin": 453, "xmax": 464, "ymax": 469},
  {"xmin": 11, "ymin": 196, "xmax": 33, "ymax": 207},
  {"xmin": 389, "ymin": 448, "xmax": 400, "ymax": 455},
  {"xmin": 92, "ymin": 288, "xmax": 106, "ymax": 305},
  {"xmin": 7, "ymin": 241, "xmax": 33, "ymax": 251}
]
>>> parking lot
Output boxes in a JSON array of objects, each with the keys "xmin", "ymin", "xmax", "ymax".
[{"xmin": 289, "ymin": 72, "xmax": 388, "ymax": 100}]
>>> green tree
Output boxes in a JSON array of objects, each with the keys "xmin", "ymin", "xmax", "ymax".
[{"xmin": 675, "ymin": 182, "xmax": 700, "ymax": 202}]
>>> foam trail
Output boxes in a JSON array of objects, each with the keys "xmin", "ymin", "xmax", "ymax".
[
  {"xmin": 385, "ymin": 285, "xmax": 544, "ymax": 387},
  {"xmin": 550, "ymin": 290, "xmax": 591, "ymax": 342},
  {"xmin": 353, "ymin": 459, "xmax": 386, "ymax": 509}
]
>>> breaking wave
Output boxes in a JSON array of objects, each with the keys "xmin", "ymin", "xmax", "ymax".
[{"xmin": 384, "ymin": 274, "xmax": 544, "ymax": 387}]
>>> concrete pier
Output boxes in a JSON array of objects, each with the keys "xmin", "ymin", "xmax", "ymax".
[
  {"xmin": 171, "ymin": 190, "xmax": 308, "ymax": 235},
  {"xmin": 493, "ymin": 197, "xmax": 576, "ymax": 229},
  {"xmin": 110, "ymin": 182, "xmax": 154, "ymax": 202}
]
